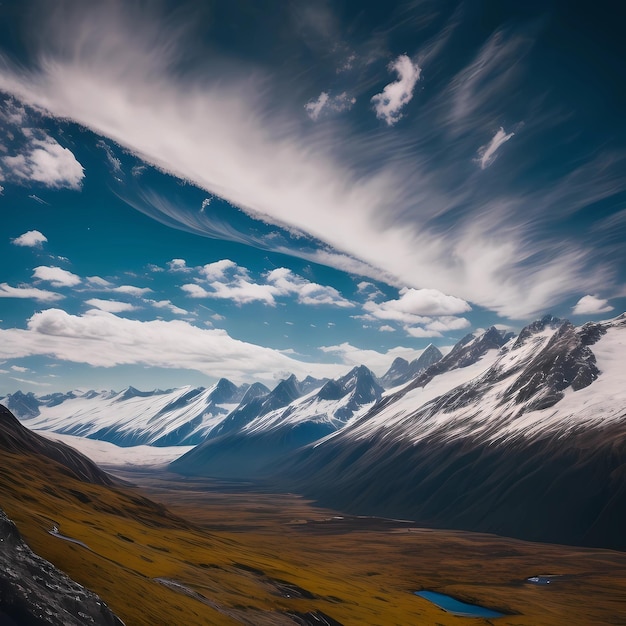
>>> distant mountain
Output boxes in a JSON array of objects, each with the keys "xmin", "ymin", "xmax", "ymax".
[
  {"xmin": 171, "ymin": 365, "xmax": 383, "ymax": 478},
  {"xmin": 0, "ymin": 404, "xmax": 113, "ymax": 486},
  {"xmin": 276, "ymin": 314, "xmax": 626, "ymax": 550},
  {"xmin": 380, "ymin": 344, "xmax": 443, "ymax": 388},
  {"xmin": 0, "ymin": 507, "xmax": 124, "ymax": 626},
  {"xmin": 17, "ymin": 378, "xmax": 252, "ymax": 447}
]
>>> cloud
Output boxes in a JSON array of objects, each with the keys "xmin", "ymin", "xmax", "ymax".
[
  {"xmin": 305, "ymin": 92, "xmax": 329, "ymax": 121},
  {"xmin": 0, "ymin": 282, "xmax": 63, "ymax": 302},
  {"xmin": 0, "ymin": 308, "xmax": 348, "ymax": 383},
  {"xmin": 11, "ymin": 230, "xmax": 48, "ymax": 247},
  {"xmin": 266, "ymin": 267, "xmax": 354, "ymax": 308},
  {"xmin": 0, "ymin": 4, "xmax": 619, "ymax": 320},
  {"xmin": 305, "ymin": 91, "xmax": 356, "ymax": 120},
  {"xmin": 371, "ymin": 55, "xmax": 421, "ymax": 125},
  {"xmin": 476, "ymin": 127, "xmax": 515, "ymax": 169},
  {"xmin": 113, "ymin": 285, "xmax": 152, "ymax": 296},
  {"xmin": 1, "ymin": 133, "xmax": 84, "ymax": 189},
  {"xmin": 167, "ymin": 258, "xmax": 191, "ymax": 272},
  {"xmin": 85, "ymin": 298, "xmax": 137, "ymax": 313},
  {"xmin": 319, "ymin": 342, "xmax": 428, "ymax": 376},
  {"xmin": 86, "ymin": 275, "xmax": 113, "ymax": 287},
  {"xmin": 10, "ymin": 365, "xmax": 29, "ymax": 372},
  {"xmin": 32, "ymin": 266, "xmax": 81, "ymax": 287},
  {"xmin": 405, "ymin": 326, "xmax": 442, "ymax": 338},
  {"xmin": 97, "ymin": 139, "xmax": 122, "ymax": 172},
  {"xmin": 10, "ymin": 377, "xmax": 52, "ymax": 387},
  {"xmin": 181, "ymin": 283, "xmax": 212, "ymax": 299},
  {"xmin": 364, "ymin": 288, "xmax": 470, "ymax": 325},
  {"xmin": 572, "ymin": 295, "xmax": 614, "ymax": 316},
  {"xmin": 146, "ymin": 299, "xmax": 188, "ymax": 315},
  {"xmin": 200, "ymin": 259, "xmax": 238, "ymax": 281},
  {"xmin": 378, "ymin": 325, "xmax": 395, "ymax": 332}
]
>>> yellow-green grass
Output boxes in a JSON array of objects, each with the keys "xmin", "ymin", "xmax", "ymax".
[{"xmin": 2, "ymin": 450, "xmax": 626, "ymax": 625}]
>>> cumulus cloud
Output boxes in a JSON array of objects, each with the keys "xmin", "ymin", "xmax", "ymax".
[
  {"xmin": 146, "ymin": 299, "xmax": 188, "ymax": 315},
  {"xmin": 113, "ymin": 285, "xmax": 152, "ymax": 296},
  {"xmin": 0, "ymin": 282, "xmax": 63, "ymax": 302},
  {"xmin": 476, "ymin": 127, "xmax": 515, "ymax": 169},
  {"xmin": 85, "ymin": 298, "xmax": 137, "ymax": 313},
  {"xmin": 572, "ymin": 294, "xmax": 614, "ymax": 316},
  {"xmin": 405, "ymin": 326, "xmax": 443, "ymax": 338},
  {"xmin": 86, "ymin": 275, "xmax": 113, "ymax": 287},
  {"xmin": 167, "ymin": 258, "xmax": 190, "ymax": 272},
  {"xmin": 32, "ymin": 266, "xmax": 81, "ymax": 287},
  {"xmin": 364, "ymin": 287, "xmax": 470, "ymax": 325},
  {"xmin": 371, "ymin": 55, "xmax": 421, "ymax": 125},
  {"xmin": 0, "ymin": 308, "xmax": 347, "ymax": 383},
  {"xmin": 200, "ymin": 259, "xmax": 238, "ymax": 281},
  {"xmin": 11, "ymin": 230, "xmax": 48, "ymax": 247},
  {"xmin": 1, "ymin": 134, "xmax": 84, "ymax": 189},
  {"xmin": 266, "ymin": 267, "xmax": 354, "ymax": 307},
  {"xmin": 10, "ymin": 365, "xmax": 29, "ymax": 372},
  {"xmin": 378, "ymin": 324, "xmax": 395, "ymax": 332}
]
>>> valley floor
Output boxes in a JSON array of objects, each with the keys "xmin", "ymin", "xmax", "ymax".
[{"xmin": 109, "ymin": 467, "xmax": 626, "ymax": 626}]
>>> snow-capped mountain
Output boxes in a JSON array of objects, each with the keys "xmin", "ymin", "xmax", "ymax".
[
  {"xmin": 170, "ymin": 365, "xmax": 383, "ymax": 478},
  {"xmin": 16, "ymin": 379, "xmax": 254, "ymax": 446},
  {"xmin": 276, "ymin": 314, "xmax": 626, "ymax": 550},
  {"xmin": 380, "ymin": 344, "xmax": 443, "ymax": 388}
]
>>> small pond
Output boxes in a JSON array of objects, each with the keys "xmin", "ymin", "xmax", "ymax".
[{"xmin": 414, "ymin": 590, "xmax": 505, "ymax": 618}]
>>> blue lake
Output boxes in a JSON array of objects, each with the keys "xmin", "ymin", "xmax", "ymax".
[{"xmin": 415, "ymin": 590, "xmax": 505, "ymax": 618}]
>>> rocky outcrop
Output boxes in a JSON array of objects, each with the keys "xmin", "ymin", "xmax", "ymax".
[{"xmin": 0, "ymin": 508, "xmax": 124, "ymax": 626}]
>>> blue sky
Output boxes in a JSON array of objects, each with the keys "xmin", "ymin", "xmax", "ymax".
[{"xmin": 0, "ymin": 0, "xmax": 624, "ymax": 393}]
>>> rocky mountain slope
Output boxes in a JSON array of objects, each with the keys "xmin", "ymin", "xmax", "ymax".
[
  {"xmin": 276, "ymin": 314, "xmax": 626, "ymax": 550},
  {"xmin": 0, "ymin": 507, "xmax": 124, "ymax": 626}
]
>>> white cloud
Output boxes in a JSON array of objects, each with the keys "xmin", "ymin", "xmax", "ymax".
[
  {"xmin": 0, "ymin": 282, "xmax": 63, "ymax": 302},
  {"xmin": 32, "ymin": 266, "xmax": 81, "ymax": 287},
  {"xmin": 364, "ymin": 288, "xmax": 470, "ymax": 325},
  {"xmin": 572, "ymin": 295, "xmax": 614, "ymax": 316},
  {"xmin": 0, "ymin": 5, "xmax": 609, "ymax": 319},
  {"xmin": 1, "ymin": 134, "xmax": 84, "ymax": 189},
  {"xmin": 85, "ymin": 298, "xmax": 137, "ymax": 313},
  {"xmin": 167, "ymin": 258, "xmax": 190, "ymax": 272},
  {"xmin": 113, "ymin": 285, "xmax": 152, "ymax": 296},
  {"xmin": 405, "ymin": 326, "xmax": 442, "ymax": 338},
  {"xmin": 266, "ymin": 267, "xmax": 354, "ymax": 308},
  {"xmin": 10, "ymin": 365, "xmax": 29, "ymax": 372},
  {"xmin": 11, "ymin": 230, "xmax": 48, "ymax": 247},
  {"xmin": 305, "ymin": 92, "xmax": 329, "ymax": 121},
  {"xmin": 379, "ymin": 325, "xmax": 395, "ymax": 332},
  {"xmin": 86, "ymin": 275, "xmax": 113, "ymax": 287},
  {"xmin": 0, "ymin": 308, "xmax": 348, "ymax": 383},
  {"xmin": 200, "ymin": 259, "xmax": 238, "ymax": 281},
  {"xmin": 10, "ymin": 377, "xmax": 52, "ymax": 387},
  {"xmin": 181, "ymin": 283, "xmax": 211, "ymax": 299},
  {"xmin": 476, "ymin": 127, "xmax": 515, "ymax": 169},
  {"xmin": 319, "ymin": 342, "xmax": 428, "ymax": 376},
  {"xmin": 146, "ymin": 299, "xmax": 188, "ymax": 315},
  {"xmin": 371, "ymin": 55, "xmax": 421, "ymax": 125},
  {"xmin": 305, "ymin": 91, "xmax": 355, "ymax": 121}
]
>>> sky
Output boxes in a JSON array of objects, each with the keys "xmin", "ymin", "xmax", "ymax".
[{"xmin": 0, "ymin": 0, "xmax": 625, "ymax": 394}]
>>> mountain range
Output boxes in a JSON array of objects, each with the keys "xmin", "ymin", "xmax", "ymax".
[{"xmin": 5, "ymin": 314, "xmax": 626, "ymax": 549}]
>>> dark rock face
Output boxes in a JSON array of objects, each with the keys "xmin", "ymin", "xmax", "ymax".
[
  {"xmin": 0, "ymin": 405, "xmax": 113, "ymax": 487},
  {"xmin": 0, "ymin": 508, "xmax": 125, "ymax": 626},
  {"xmin": 381, "ymin": 345, "xmax": 443, "ymax": 388}
]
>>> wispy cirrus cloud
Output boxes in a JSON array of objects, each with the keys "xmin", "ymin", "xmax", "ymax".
[
  {"xmin": 305, "ymin": 91, "xmax": 356, "ymax": 120},
  {"xmin": 0, "ymin": 2, "xmax": 622, "ymax": 321},
  {"xmin": 476, "ymin": 127, "xmax": 515, "ymax": 169}
]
